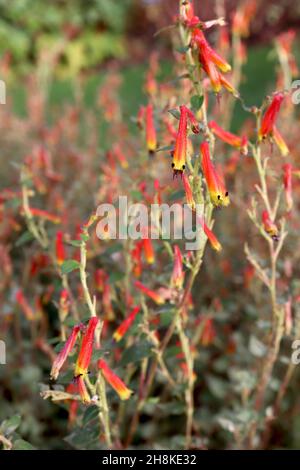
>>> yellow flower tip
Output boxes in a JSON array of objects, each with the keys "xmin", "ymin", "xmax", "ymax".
[
  {"xmin": 119, "ymin": 388, "xmax": 134, "ymax": 401},
  {"xmin": 113, "ymin": 331, "xmax": 122, "ymax": 342},
  {"xmin": 214, "ymin": 241, "xmax": 222, "ymax": 252}
]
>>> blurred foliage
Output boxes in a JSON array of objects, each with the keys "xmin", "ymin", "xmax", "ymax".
[{"xmin": 0, "ymin": 0, "xmax": 133, "ymax": 77}]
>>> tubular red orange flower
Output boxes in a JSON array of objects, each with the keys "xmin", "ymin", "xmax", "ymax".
[
  {"xmin": 59, "ymin": 289, "xmax": 70, "ymax": 319},
  {"xmin": 75, "ymin": 375, "xmax": 91, "ymax": 404},
  {"xmin": 74, "ymin": 317, "xmax": 99, "ymax": 378},
  {"xmin": 208, "ymin": 120, "xmax": 248, "ymax": 155},
  {"xmin": 134, "ymin": 280, "xmax": 165, "ymax": 305},
  {"xmin": 55, "ymin": 231, "xmax": 65, "ymax": 266},
  {"xmin": 201, "ymin": 141, "xmax": 229, "ymax": 207},
  {"xmin": 258, "ymin": 93, "xmax": 284, "ymax": 141},
  {"xmin": 113, "ymin": 143, "xmax": 128, "ymax": 169},
  {"xmin": 113, "ymin": 306, "xmax": 140, "ymax": 342},
  {"xmin": 181, "ymin": 0, "xmax": 200, "ymax": 28},
  {"xmin": 198, "ymin": 40, "xmax": 221, "ymax": 94},
  {"xmin": 182, "ymin": 173, "xmax": 196, "ymax": 210},
  {"xmin": 103, "ymin": 282, "xmax": 114, "ymax": 320},
  {"xmin": 171, "ymin": 245, "xmax": 184, "ymax": 289},
  {"xmin": 137, "ymin": 105, "xmax": 145, "ymax": 129},
  {"xmin": 50, "ymin": 324, "xmax": 81, "ymax": 380},
  {"xmin": 200, "ymin": 318, "xmax": 216, "ymax": 346},
  {"xmin": 283, "ymin": 163, "xmax": 293, "ymax": 211},
  {"xmin": 145, "ymin": 103, "xmax": 157, "ymax": 154},
  {"xmin": 98, "ymin": 359, "xmax": 133, "ymax": 400},
  {"xmin": 172, "ymin": 105, "xmax": 188, "ymax": 175},
  {"xmin": 131, "ymin": 241, "xmax": 143, "ymax": 278},
  {"xmin": 172, "ymin": 105, "xmax": 199, "ymax": 175},
  {"xmin": 218, "ymin": 73, "xmax": 237, "ymax": 95},
  {"xmin": 232, "ymin": 0, "xmax": 257, "ymax": 37},
  {"xmin": 142, "ymin": 236, "xmax": 155, "ymax": 264},
  {"xmin": 262, "ymin": 210, "xmax": 279, "ymax": 241},
  {"xmin": 16, "ymin": 289, "xmax": 34, "ymax": 321},
  {"xmin": 202, "ymin": 220, "xmax": 222, "ymax": 252},
  {"xmin": 272, "ymin": 126, "xmax": 289, "ymax": 157},
  {"xmin": 24, "ymin": 207, "xmax": 61, "ymax": 224},
  {"xmin": 192, "ymin": 29, "xmax": 231, "ymax": 73},
  {"xmin": 94, "ymin": 268, "xmax": 107, "ymax": 292}
]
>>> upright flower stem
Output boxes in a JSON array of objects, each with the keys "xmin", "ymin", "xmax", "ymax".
[
  {"xmin": 78, "ymin": 223, "xmax": 112, "ymax": 448},
  {"xmin": 245, "ymin": 115, "xmax": 288, "ymax": 448}
]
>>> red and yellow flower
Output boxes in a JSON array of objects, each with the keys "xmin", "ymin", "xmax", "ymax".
[
  {"xmin": 182, "ymin": 173, "xmax": 196, "ymax": 210},
  {"xmin": 55, "ymin": 231, "xmax": 65, "ymax": 266},
  {"xmin": 74, "ymin": 317, "xmax": 99, "ymax": 378},
  {"xmin": 50, "ymin": 324, "xmax": 81, "ymax": 380},
  {"xmin": 134, "ymin": 280, "xmax": 165, "ymax": 305},
  {"xmin": 201, "ymin": 141, "xmax": 229, "ymax": 207},
  {"xmin": 113, "ymin": 306, "xmax": 140, "ymax": 342},
  {"xmin": 145, "ymin": 103, "xmax": 157, "ymax": 154},
  {"xmin": 98, "ymin": 359, "xmax": 133, "ymax": 400},
  {"xmin": 262, "ymin": 210, "xmax": 279, "ymax": 241},
  {"xmin": 208, "ymin": 120, "xmax": 248, "ymax": 155},
  {"xmin": 283, "ymin": 163, "xmax": 293, "ymax": 211},
  {"xmin": 172, "ymin": 105, "xmax": 199, "ymax": 175}
]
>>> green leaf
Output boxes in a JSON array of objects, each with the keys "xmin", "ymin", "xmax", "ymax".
[
  {"xmin": 80, "ymin": 233, "xmax": 89, "ymax": 242},
  {"xmin": 120, "ymin": 341, "xmax": 153, "ymax": 366},
  {"xmin": 168, "ymin": 108, "xmax": 180, "ymax": 120},
  {"xmin": 191, "ymin": 94, "xmax": 204, "ymax": 111},
  {"xmin": 61, "ymin": 260, "xmax": 80, "ymax": 274},
  {"xmin": 109, "ymin": 271, "xmax": 124, "ymax": 283},
  {"xmin": 82, "ymin": 406, "xmax": 99, "ymax": 427},
  {"xmin": 1, "ymin": 415, "xmax": 21, "ymax": 435},
  {"xmin": 103, "ymin": 243, "xmax": 123, "ymax": 256},
  {"xmin": 13, "ymin": 439, "xmax": 36, "ymax": 450},
  {"xmin": 15, "ymin": 231, "xmax": 34, "ymax": 247}
]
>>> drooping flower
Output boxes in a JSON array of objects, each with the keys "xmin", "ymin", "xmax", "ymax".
[
  {"xmin": 102, "ymin": 281, "xmax": 114, "ymax": 321},
  {"xmin": 98, "ymin": 359, "xmax": 133, "ymax": 400},
  {"xmin": 202, "ymin": 220, "xmax": 222, "ymax": 251},
  {"xmin": 145, "ymin": 103, "xmax": 157, "ymax": 154},
  {"xmin": 74, "ymin": 317, "xmax": 99, "ymax": 378},
  {"xmin": 131, "ymin": 241, "xmax": 143, "ymax": 278},
  {"xmin": 199, "ymin": 317, "xmax": 216, "ymax": 346},
  {"xmin": 172, "ymin": 105, "xmax": 199, "ymax": 175},
  {"xmin": 16, "ymin": 289, "xmax": 35, "ymax": 321},
  {"xmin": 94, "ymin": 268, "xmax": 107, "ymax": 292},
  {"xmin": 171, "ymin": 245, "xmax": 184, "ymax": 289},
  {"xmin": 75, "ymin": 375, "xmax": 91, "ymax": 404},
  {"xmin": 272, "ymin": 126, "xmax": 289, "ymax": 157},
  {"xmin": 262, "ymin": 210, "xmax": 279, "ymax": 241},
  {"xmin": 113, "ymin": 143, "xmax": 128, "ymax": 169},
  {"xmin": 23, "ymin": 207, "xmax": 61, "ymax": 224},
  {"xmin": 182, "ymin": 173, "xmax": 196, "ymax": 210},
  {"xmin": 258, "ymin": 93, "xmax": 284, "ymax": 141},
  {"xmin": 50, "ymin": 324, "xmax": 81, "ymax": 380},
  {"xmin": 201, "ymin": 141, "xmax": 229, "ymax": 207},
  {"xmin": 142, "ymin": 230, "xmax": 155, "ymax": 265},
  {"xmin": 195, "ymin": 37, "xmax": 236, "ymax": 96},
  {"xmin": 208, "ymin": 120, "xmax": 248, "ymax": 155},
  {"xmin": 232, "ymin": 0, "xmax": 257, "ymax": 37},
  {"xmin": 134, "ymin": 280, "xmax": 165, "ymax": 305},
  {"xmin": 113, "ymin": 306, "xmax": 140, "ymax": 342},
  {"xmin": 197, "ymin": 39, "xmax": 221, "ymax": 93},
  {"xmin": 283, "ymin": 163, "xmax": 293, "ymax": 211},
  {"xmin": 59, "ymin": 289, "xmax": 70, "ymax": 320},
  {"xmin": 55, "ymin": 231, "xmax": 65, "ymax": 266},
  {"xmin": 192, "ymin": 29, "xmax": 231, "ymax": 73}
]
